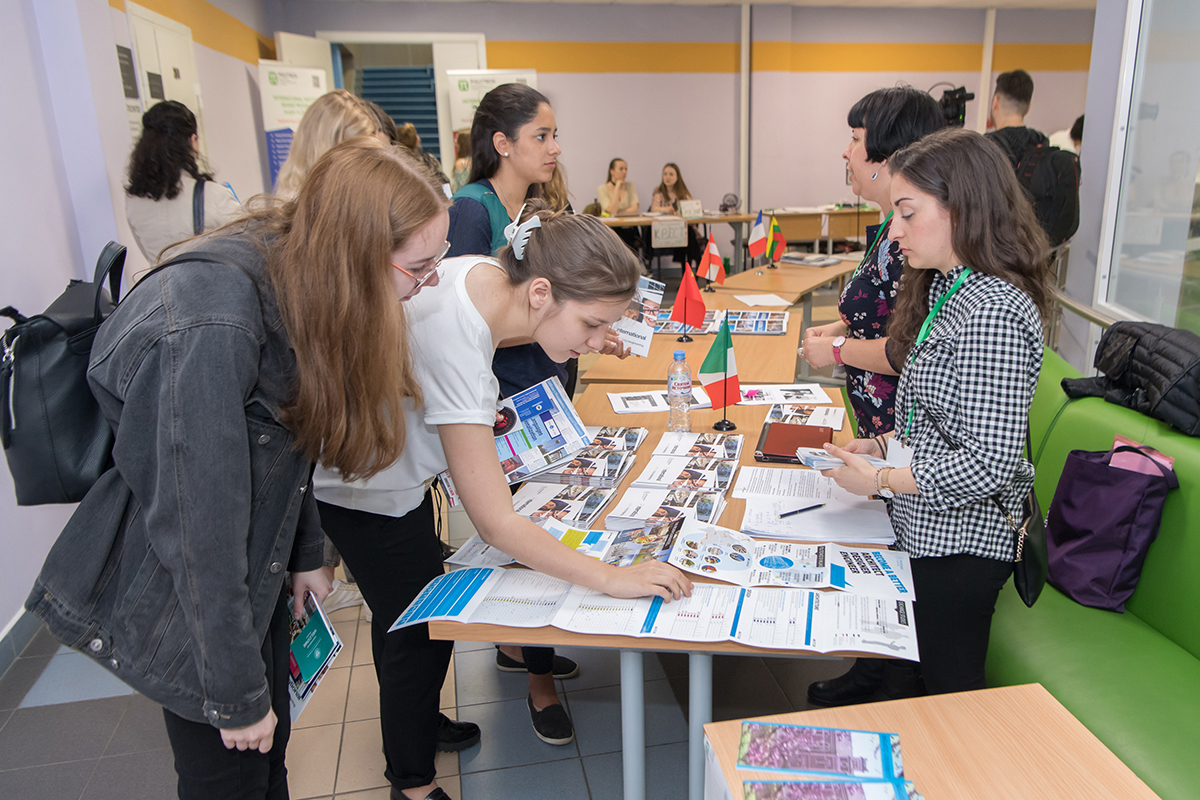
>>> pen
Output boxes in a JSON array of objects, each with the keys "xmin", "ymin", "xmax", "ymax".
[{"xmin": 778, "ymin": 504, "xmax": 825, "ymax": 518}]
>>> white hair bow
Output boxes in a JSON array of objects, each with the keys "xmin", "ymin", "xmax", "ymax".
[{"xmin": 503, "ymin": 203, "xmax": 542, "ymax": 261}]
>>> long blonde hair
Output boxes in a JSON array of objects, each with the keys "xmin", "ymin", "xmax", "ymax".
[
  {"xmin": 249, "ymin": 138, "xmax": 449, "ymax": 480},
  {"xmin": 275, "ymin": 90, "xmax": 379, "ymax": 198}
]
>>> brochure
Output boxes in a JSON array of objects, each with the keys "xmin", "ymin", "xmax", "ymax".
[
  {"xmin": 737, "ymin": 722, "xmax": 904, "ymax": 781},
  {"xmin": 510, "ymin": 482, "xmax": 615, "ymax": 528},
  {"xmin": 612, "ymin": 276, "xmax": 665, "ymax": 357},
  {"xmin": 287, "ymin": 590, "xmax": 343, "ymax": 721},
  {"xmin": 667, "ymin": 524, "xmax": 914, "ymax": 599},
  {"xmin": 742, "ymin": 780, "xmax": 922, "ymax": 800},
  {"xmin": 445, "ymin": 517, "xmax": 619, "ymax": 569},
  {"xmin": 394, "ymin": 568, "xmax": 920, "ymax": 658},
  {"xmin": 652, "ymin": 431, "xmax": 745, "ymax": 461},
  {"xmin": 604, "ymin": 486, "xmax": 726, "ymax": 530},
  {"xmin": 795, "ymin": 448, "xmax": 888, "ymax": 471},
  {"xmin": 655, "ymin": 308, "xmax": 722, "ymax": 335},
  {"xmin": 600, "ymin": 517, "xmax": 684, "ymax": 567},
  {"xmin": 765, "ymin": 404, "xmax": 846, "ymax": 431},
  {"xmin": 737, "ymin": 384, "xmax": 829, "ymax": 406},
  {"xmin": 631, "ymin": 454, "xmax": 738, "ymax": 492},
  {"xmin": 723, "ymin": 310, "xmax": 790, "ymax": 335},
  {"xmin": 607, "ymin": 385, "xmax": 712, "ymax": 414},
  {"xmin": 584, "ymin": 426, "xmax": 649, "ymax": 451},
  {"xmin": 495, "ymin": 378, "xmax": 591, "ymax": 484},
  {"xmin": 526, "ymin": 446, "xmax": 636, "ymax": 488}
]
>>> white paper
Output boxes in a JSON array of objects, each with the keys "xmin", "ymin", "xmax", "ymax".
[
  {"xmin": 737, "ymin": 384, "xmax": 829, "ymax": 405},
  {"xmin": 390, "ymin": 567, "xmax": 572, "ymax": 631},
  {"xmin": 733, "ymin": 468, "xmax": 838, "ymax": 499},
  {"xmin": 632, "ymin": 454, "xmax": 738, "ymax": 493},
  {"xmin": 734, "ymin": 293, "xmax": 790, "ymax": 307},
  {"xmin": 741, "ymin": 495, "xmax": 894, "ymax": 545},
  {"xmin": 607, "ymin": 385, "xmax": 712, "ymax": 414},
  {"xmin": 652, "ymin": 431, "xmax": 744, "ymax": 461},
  {"xmin": 764, "ymin": 404, "xmax": 845, "ymax": 431},
  {"xmin": 886, "ymin": 438, "xmax": 914, "ymax": 469}
]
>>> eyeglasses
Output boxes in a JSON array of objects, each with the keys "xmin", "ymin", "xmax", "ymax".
[{"xmin": 393, "ymin": 241, "xmax": 451, "ymax": 290}]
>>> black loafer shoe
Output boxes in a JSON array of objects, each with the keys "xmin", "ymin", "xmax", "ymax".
[
  {"xmin": 435, "ymin": 712, "xmax": 481, "ymax": 752},
  {"xmin": 807, "ymin": 658, "xmax": 886, "ymax": 707},
  {"xmin": 495, "ymin": 649, "xmax": 580, "ymax": 679},
  {"xmin": 439, "ymin": 540, "xmax": 458, "ymax": 561},
  {"xmin": 391, "ymin": 788, "xmax": 452, "ymax": 800},
  {"xmin": 527, "ymin": 694, "xmax": 574, "ymax": 745}
]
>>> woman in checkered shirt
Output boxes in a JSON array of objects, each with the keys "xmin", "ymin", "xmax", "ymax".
[{"xmin": 812, "ymin": 127, "xmax": 1055, "ymax": 704}]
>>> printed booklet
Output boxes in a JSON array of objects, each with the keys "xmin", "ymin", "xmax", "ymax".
[
  {"xmin": 510, "ymin": 482, "xmax": 615, "ymax": 529},
  {"xmin": 607, "ymin": 385, "xmax": 712, "ymax": 414},
  {"xmin": 446, "ymin": 517, "xmax": 619, "ymax": 569},
  {"xmin": 287, "ymin": 590, "xmax": 343, "ymax": 721},
  {"xmin": 737, "ymin": 722, "xmax": 904, "ymax": 782},
  {"xmin": 583, "ymin": 426, "xmax": 649, "ymax": 451},
  {"xmin": 652, "ymin": 431, "xmax": 745, "ymax": 461},
  {"xmin": 526, "ymin": 446, "xmax": 637, "ymax": 488},
  {"xmin": 764, "ymin": 404, "xmax": 846, "ymax": 431},
  {"xmin": 604, "ymin": 486, "xmax": 726, "ymax": 530},
  {"xmin": 631, "ymin": 454, "xmax": 738, "ymax": 492},
  {"xmin": 495, "ymin": 378, "xmax": 591, "ymax": 484},
  {"xmin": 612, "ymin": 276, "xmax": 665, "ymax": 357}
]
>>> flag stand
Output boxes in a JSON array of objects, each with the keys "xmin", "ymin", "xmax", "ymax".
[
  {"xmin": 712, "ymin": 373, "xmax": 736, "ymax": 431},
  {"xmin": 676, "ymin": 298, "xmax": 693, "ymax": 342}
]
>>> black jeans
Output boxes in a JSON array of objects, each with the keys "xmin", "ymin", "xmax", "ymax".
[
  {"xmin": 162, "ymin": 591, "xmax": 291, "ymax": 800},
  {"xmin": 318, "ymin": 492, "xmax": 453, "ymax": 791},
  {"xmin": 909, "ymin": 553, "xmax": 1014, "ymax": 695}
]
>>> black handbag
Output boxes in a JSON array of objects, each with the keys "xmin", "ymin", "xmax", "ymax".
[{"xmin": 1, "ymin": 242, "xmax": 125, "ymax": 504}]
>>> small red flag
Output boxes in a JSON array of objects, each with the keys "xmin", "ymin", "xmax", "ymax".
[
  {"xmin": 669, "ymin": 266, "xmax": 708, "ymax": 330},
  {"xmin": 698, "ymin": 232, "xmax": 725, "ymax": 284}
]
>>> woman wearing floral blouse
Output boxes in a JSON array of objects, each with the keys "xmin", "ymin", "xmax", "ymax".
[{"xmin": 801, "ymin": 87, "xmax": 944, "ymax": 436}]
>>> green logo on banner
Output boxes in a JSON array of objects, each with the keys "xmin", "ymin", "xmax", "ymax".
[
  {"xmin": 458, "ymin": 79, "xmax": 468, "ymax": 91},
  {"xmin": 268, "ymin": 71, "xmax": 278, "ymax": 85}
]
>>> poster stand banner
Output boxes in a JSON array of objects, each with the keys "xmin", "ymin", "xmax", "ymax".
[
  {"xmin": 257, "ymin": 63, "xmax": 327, "ymax": 190},
  {"xmin": 445, "ymin": 69, "xmax": 538, "ymax": 133}
]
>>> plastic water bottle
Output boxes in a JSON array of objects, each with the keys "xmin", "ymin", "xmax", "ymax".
[{"xmin": 667, "ymin": 350, "xmax": 692, "ymax": 433}]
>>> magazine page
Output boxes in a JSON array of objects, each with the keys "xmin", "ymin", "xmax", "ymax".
[
  {"xmin": 611, "ymin": 276, "xmax": 665, "ymax": 357},
  {"xmin": 653, "ymin": 431, "xmax": 745, "ymax": 461},
  {"xmin": 736, "ymin": 721, "xmax": 904, "ymax": 781},
  {"xmin": 632, "ymin": 454, "xmax": 738, "ymax": 492},
  {"xmin": 737, "ymin": 384, "xmax": 829, "ymax": 406},
  {"xmin": 495, "ymin": 378, "xmax": 591, "ymax": 484},
  {"xmin": 764, "ymin": 404, "xmax": 846, "ymax": 431},
  {"xmin": 287, "ymin": 590, "xmax": 344, "ymax": 721}
]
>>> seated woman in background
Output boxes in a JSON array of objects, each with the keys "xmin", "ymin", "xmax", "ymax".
[
  {"xmin": 275, "ymin": 89, "xmax": 378, "ymax": 198},
  {"xmin": 598, "ymin": 158, "xmax": 642, "ymax": 257},
  {"xmin": 819, "ymin": 127, "xmax": 1052, "ymax": 704},
  {"xmin": 124, "ymin": 100, "xmax": 241, "ymax": 279},
  {"xmin": 648, "ymin": 162, "xmax": 702, "ymax": 267},
  {"xmin": 801, "ymin": 86, "xmax": 944, "ymax": 438}
]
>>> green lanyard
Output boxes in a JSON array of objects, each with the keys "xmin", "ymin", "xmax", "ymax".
[
  {"xmin": 901, "ymin": 267, "xmax": 972, "ymax": 443},
  {"xmin": 850, "ymin": 210, "xmax": 894, "ymax": 281}
]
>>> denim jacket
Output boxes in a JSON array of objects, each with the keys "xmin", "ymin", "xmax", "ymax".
[{"xmin": 26, "ymin": 228, "xmax": 323, "ymax": 728}]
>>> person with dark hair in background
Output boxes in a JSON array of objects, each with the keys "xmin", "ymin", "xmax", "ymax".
[
  {"xmin": 800, "ymin": 86, "xmax": 944, "ymax": 440},
  {"xmin": 986, "ymin": 70, "xmax": 1045, "ymax": 166},
  {"xmin": 648, "ymin": 162, "xmax": 703, "ymax": 267},
  {"xmin": 1049, "ymin": 114, "xmax": 1084, "ymax": 154},
  {"xmin": 816, "ymin": 127, "xmax": 1053, "ymax": 704},
  {"xmin": 125, "ymin": 100, "xmax": 241, "ymax": 278},
  {"xmin": 395, "ymin": 121, "xmax": 451, "ymax": 191}
]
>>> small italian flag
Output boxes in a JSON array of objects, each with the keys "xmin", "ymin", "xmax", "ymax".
[
  {"xmin": 766, "ymin": 216, "xmax": 787, "ymax": 262},
  {"xmin": 698, "ymin": 319, "xmax": 740, "ymax": 411},
  {"xmin": 698, "ymin": 232, "xmax": 725, "ymax": 283}
]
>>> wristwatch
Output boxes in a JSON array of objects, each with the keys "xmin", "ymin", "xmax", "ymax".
[
  {"xmin": 831, "ymin": 336, "xmax": 846, "ymax": 365},
  {"xmin": 876, "ymin": 467, "xmax": 896, "ymax": 499}
]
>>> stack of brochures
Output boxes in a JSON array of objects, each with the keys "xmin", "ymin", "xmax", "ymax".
[
  {"xmin": 286, "ymin": 590, "xmax": 343, "ymax": 721},
  {"xmin": 631, "ymin": 454, "xmax": 738, "ymax": 492},
  {"xmin": 510, "ymin": 483, "xmax": 615, "ymax": 528},
  {"xmin": 795, "ymin": 448, "xmax": 889, "ymax": 471},
  {"xmin": 654, "ymin": 431, "xmax": 745, "ymax": 460},
  {"xmin": 653, "ymin": 309, "xmax": 789, "ymax": 335},
  {"xmin": 654, "ymin": 308, "xmax": 722, "ymax": 334},
  {"xmin": 778, "ymin": 252, "xmax": 841, "ymax": 267},
  {"xmin": 736, "ymin": 721, "xmax": 922, "ymax": 799},
  {"xmin": 604, "ymin": 486, "xmax": 726, "ymax": 530},
  {"xmin": 526, "ymin": 446, "xmax": 636, "ymax": 488},
  {"xmin": 583, "ymin": 425, "xmax": 649, "ymax": 451}
]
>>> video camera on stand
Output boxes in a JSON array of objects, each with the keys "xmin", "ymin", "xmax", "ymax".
[{"xmin": 938, "ymin": 86, "xmax": 974, "ymax": 128}]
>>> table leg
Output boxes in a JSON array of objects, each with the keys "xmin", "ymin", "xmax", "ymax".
[
  {"xmin": 689, "ymin": 652, "xmax": 713, "ymax": 800},
  {"xmin": 799, "ymin": 290, "xmax": 813, "ymax": 380},
  {"xmin": 621, "ymin": 650, "xmax": 646, "ymax": 800},
  {"xmin": 733, "ymin": 221, "xmax": 745, "ymax": 273}
]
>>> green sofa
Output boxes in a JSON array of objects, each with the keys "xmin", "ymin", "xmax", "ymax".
[{"xmin": 986, "ymin": 349, "xmax": 1200, "ymax": 800}]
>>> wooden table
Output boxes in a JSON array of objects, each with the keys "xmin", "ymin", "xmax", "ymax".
[
  {"xmin": 431, "ymin": 386, "xmax": 854, "ymax": 800},
  {"xmin": 704, "ymin": 684, "xmax": 1159, "ymax": 800},
  {"xmin": 771, "ymin": 208, "xmax": 882, "ymax": 255},
  {"xmin": 580, "ymin": 312, "xmax": 802, "ymax": 385},
  {"xmin": 603, "ymin": 213, "xmax": 756, "ymax": 273}
]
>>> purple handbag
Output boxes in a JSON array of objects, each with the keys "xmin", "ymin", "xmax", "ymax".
[{"xmin": 1046, "ymin": 445, "xmax": 1178, "ymax": 612}]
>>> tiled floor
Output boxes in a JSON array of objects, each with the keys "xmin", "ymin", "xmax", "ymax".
[{"xmin": 0, "ymin": 281, "xmax": 848, "ymax": 799}]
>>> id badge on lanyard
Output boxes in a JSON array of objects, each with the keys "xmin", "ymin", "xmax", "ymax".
[
  {"xmin": 887, "ymin": 437, "xmax": 914, "ymax": 469},
  {"xmin": 900, "ymin": 267, "xmax": 972, "ymax": 448}
]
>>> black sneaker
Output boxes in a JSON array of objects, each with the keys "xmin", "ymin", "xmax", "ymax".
[
  {"xmin": 526, "ymin": 695, "xmax": 574, "ymax": 745},
  {"xmin": 435, "ymin": 713, "xmax": 480, "ymax": 752},
  {"xmin": 495, "ymin": 649, "xmax": 580, "ymax": 679},
  {"xmin": 439, "ymin": 540, "xmax": 458, "ymax": 561}
]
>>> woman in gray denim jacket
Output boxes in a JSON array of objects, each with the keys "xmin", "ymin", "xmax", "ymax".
[{"xmin": 26, "ymin": 138, "xmax": 450, "ymax": 800}]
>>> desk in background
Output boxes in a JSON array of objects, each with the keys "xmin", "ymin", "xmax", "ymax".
[
  {"xmin": 771, "ymin": 207, "xmax": 882, "ymax": 255},
  {"xmin": 703, "ymin": 684, "xmax": 1159, "ymax": 800},
  {"xmin": 602, "ymin": 213, "xmax": 755, "ymax": 273}
]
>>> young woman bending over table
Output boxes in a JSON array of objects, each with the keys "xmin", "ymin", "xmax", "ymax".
[
  {"xmin": 817, "ymin": 127, "xmax": 1052, "ymax": 702},
  {"xmin": 800, "ymin": 86, "xmax": 944, "ymax": 437},
  {"xmin": 314, "ymin": 204, "xmax": 692, "ymax": 800},
  {"xmin": 28, "ymin": 138, "xmax": 444, "ymax": 800}
]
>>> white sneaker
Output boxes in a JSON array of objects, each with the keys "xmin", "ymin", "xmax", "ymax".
[{"xmin": 323, "ymin": 579, "xmax": 364, "ymax": 613}]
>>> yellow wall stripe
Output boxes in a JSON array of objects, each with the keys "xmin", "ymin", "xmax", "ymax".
[
  {"xmin": 488, "ymin": 41, "xmax": 741, "ymax": 73},
  {"xmin": 993, "ymin": 43, "xmax": 1092, "ymax": 72},
  {"xmin": 108, "ymin": 0, "xmax": 274, "ymax": 64},
  {"xmin": 754, "ymin": 41, "xmax": 1089, "ymax": 73}
]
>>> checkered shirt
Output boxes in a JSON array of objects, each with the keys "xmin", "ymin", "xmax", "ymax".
[{"xmin": 890, "ymin": 265, "xmax": 1043, "ymax": 561}]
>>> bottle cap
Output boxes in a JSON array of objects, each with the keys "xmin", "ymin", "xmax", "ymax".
[{"xmin": 673, "ymin": 350, "xmax": 685, "ymax": 360}]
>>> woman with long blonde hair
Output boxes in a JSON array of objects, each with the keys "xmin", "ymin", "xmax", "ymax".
[
  {"xmin": 28, "ymin": 138, "xmax": 450, "ymax": 799},
  {"xmin": 274, "ymin": 89, "xmax": 379, "ymax": 197}
]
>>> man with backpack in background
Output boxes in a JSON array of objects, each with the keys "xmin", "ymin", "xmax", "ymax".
[{"xmin": 986, "ymin": 69, "xmax": 1081, "ymax": 247}]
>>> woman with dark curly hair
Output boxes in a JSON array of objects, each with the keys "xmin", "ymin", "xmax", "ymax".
[{"xmin": 124, "ymin": 100, "xmax": 240, "ymax": 277}]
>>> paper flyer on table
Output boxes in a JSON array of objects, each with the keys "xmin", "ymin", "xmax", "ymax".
[
  {"xmin": 737, "ymin": 385, "xmax": 829, "ymax": 405},
  {"xmin": 742, "ymin": 780, "xmax": 922, "ymax": 800},
  {"xmin": 737, "ymin": 722, "xmax": 905, "ymax": 781},
  {"xmin": 655, "ymin": 308, "xmax": 722, "ymax": 335},
  {"xmin": 495, "ymin": 378, "xmax": 591, "ymax": 484},
  {"xmin": 723, "ymin": 310, "xmax": 789, "ymax": 335},
  {"xmin": 607, "ymin": 385, "xmax": 712, "ymax": 414},
  {"xmin": 612, "ymin": 276, "xmax": 665, "ymax": 357},
  {"xmin": 526, "ymin": 446, "xmax": 636, "ymax": 487},
  {"xmin": 734, "ymin": 294, "xmax": 790, "ymax": 307},
  {"xmin": 795, "ymin": 448, "xmax": 888, "ymax": 471},
  {"xmin": 632, "ymin": 454, "xmax": 738, "ymax": 492},
  {"xmin": 445, "ymin": 518, "xmax": 619, "ymax": 569},
  {"xmin": 653, "ymin": 431, "xmax": 744, "ymax": 461},
  {"xmin": 733, "ymin": 468, "xmax": 841, "ymax": 499},
  {"xmin": 390, "ymin": 567, "xmax": 574, "ymax": 631},
  {"xmin": 764, "ymin": 404, "xmax": 845, "ymax": 431},
  {"xmin": 669, "ymin": 525, "xmax": 912, "ymax": 598},
  {"xmin": 600, "ymin": 517, "xmax": 684, "ymax": 567},
  {"xmin": 741, "ymin": 495, "xmax": 894, "ymax": 545}
]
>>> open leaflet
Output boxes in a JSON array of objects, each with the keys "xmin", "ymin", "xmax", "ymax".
[{"xmin": 495, "ymin": 378, "xmax": 591, "ymax": 484}]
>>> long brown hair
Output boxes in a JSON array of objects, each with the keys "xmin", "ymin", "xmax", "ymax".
[
  {"xmin": 496, "ymin": 200, "xmax": 640, "ymax": 304},
  {"xmin": 653, "ymin": 163, "xmax": 692, "ymax": 205},
  {"xmin": 248, "ymin": 138, "xmax": 449, "ymax": 480},
  {"xmin": 886, "ymin": 127, "xmax": 1052, "ymax": 363}
]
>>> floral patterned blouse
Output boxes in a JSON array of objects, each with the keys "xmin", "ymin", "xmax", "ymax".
[{"xmin": 839, "ymin": 219, "xmax": 902, "ymax": 436}]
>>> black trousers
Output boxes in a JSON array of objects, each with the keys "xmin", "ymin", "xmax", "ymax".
[
  {"xmin": 162, "ymin": 591, "xmax": 292, "ymax": 800},
  {"xmin": 909, "ymin": 553, "xmax": 1014, "ymax": 695},
  {"xmin": 318, "ymin": 492, "xmax": 452, "ymax": 791}
]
